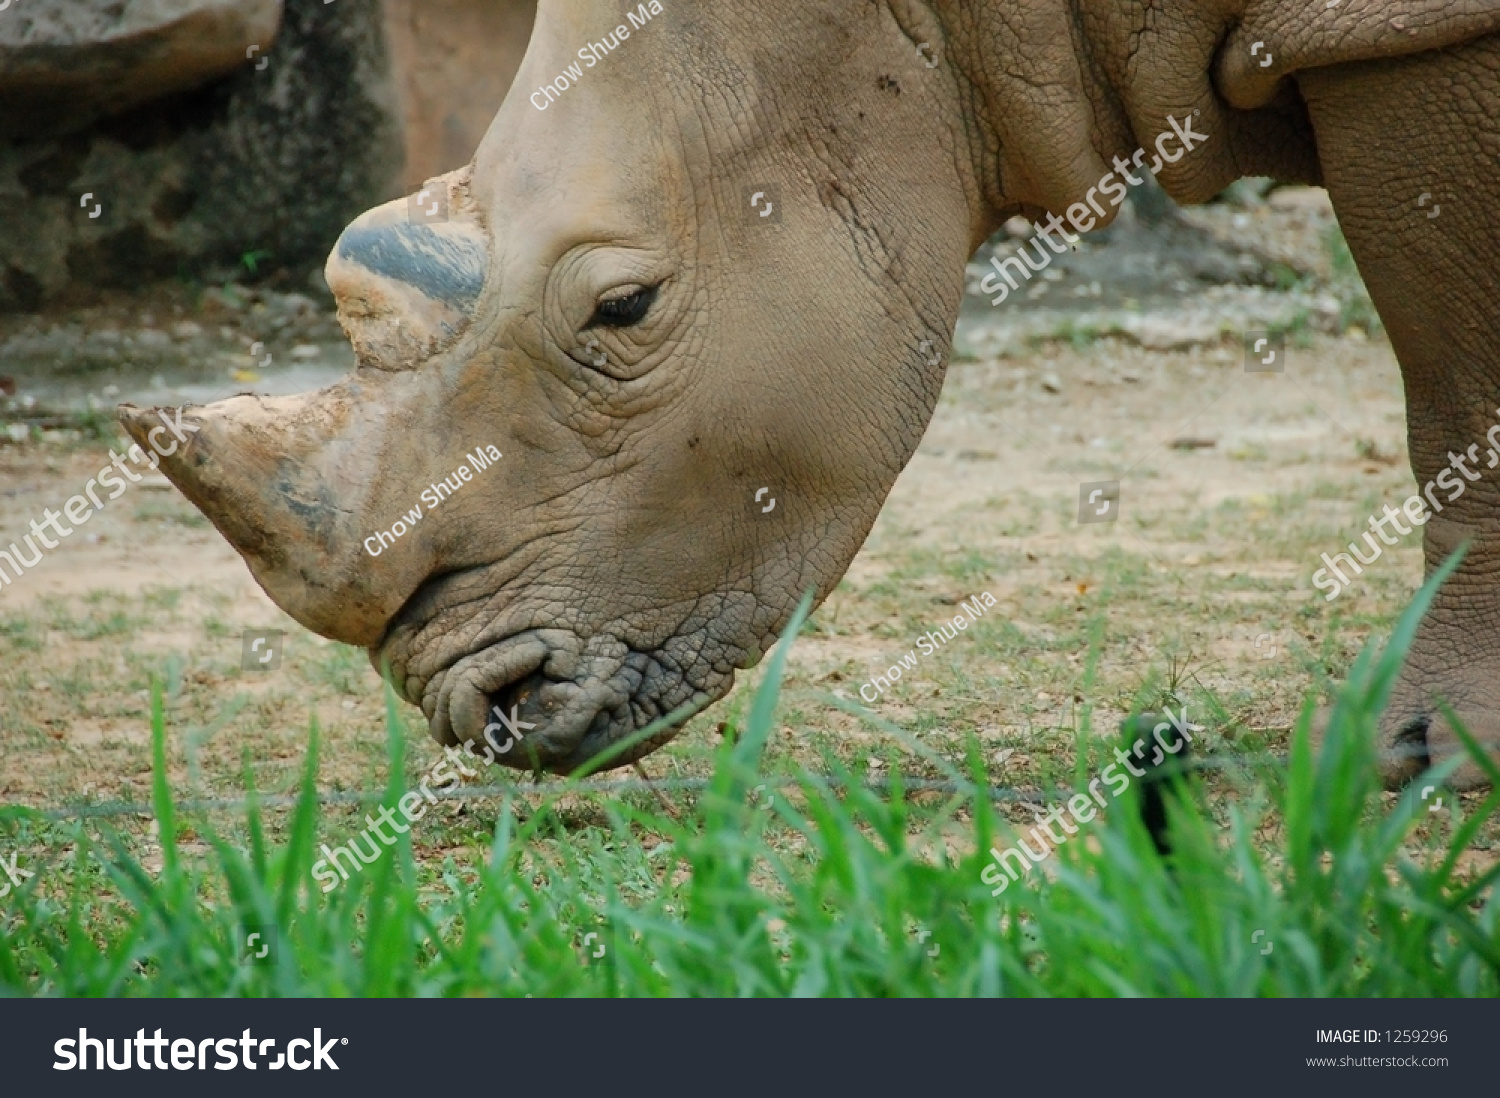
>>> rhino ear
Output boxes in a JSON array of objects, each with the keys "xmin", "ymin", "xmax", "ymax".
[{"xmin": 325, "ymin": 168, "xmax": 488, "ymax": 371}]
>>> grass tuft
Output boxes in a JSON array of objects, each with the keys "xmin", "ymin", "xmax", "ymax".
[{"xmin": 0, "ymin": 571, "xmax": 1495, "ymax": 996}]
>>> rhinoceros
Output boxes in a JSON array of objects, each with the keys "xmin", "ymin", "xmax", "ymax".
[{"xmin": 120, "ymin": 0, "xmax": 1500, "ymax": 787}]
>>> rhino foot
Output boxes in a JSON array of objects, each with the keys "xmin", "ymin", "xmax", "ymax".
[{"xmin": 1378, "ymin": 671, "xmax": 1500, "ymax": 793}]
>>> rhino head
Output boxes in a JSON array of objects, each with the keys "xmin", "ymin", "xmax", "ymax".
[{"xmin": 119, "ymin": 1, "xmax": 990, "ymax": 772}]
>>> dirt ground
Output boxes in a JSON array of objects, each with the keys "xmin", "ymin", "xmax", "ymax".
[
  {"xmin": 0, "ymin": 186, "xmax": 1488, "ymax": 867},
  {"xmin": 0, "ymin": 315, "xmax": 1419, "ymax": 795}
]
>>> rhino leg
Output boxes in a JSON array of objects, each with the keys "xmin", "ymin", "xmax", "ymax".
[{"xmin": 1300, "ymin": 35, "xmax": 1500, "ymax": 788}]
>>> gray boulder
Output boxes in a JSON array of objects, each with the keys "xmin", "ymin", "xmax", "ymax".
[
  {"xmin": 0, "ymin": 0, "xmax": 404, "ymax": 309},
  {"xmin": 0, "ymin": 0, "xmax": 284, "ymax": 140},
  {"xmin": 0, "ymin": 0, "xmax": 539, "ymax": 311}
]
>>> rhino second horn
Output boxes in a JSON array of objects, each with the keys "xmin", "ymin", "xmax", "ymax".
[{"xmin": 325, "ymin": 170, "xmax": 489, "ymax": 371}]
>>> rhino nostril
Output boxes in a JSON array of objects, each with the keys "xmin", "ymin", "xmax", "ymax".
[{"xmin": 481, "ymin": 672, "xmax": 557, "ymax": 765}]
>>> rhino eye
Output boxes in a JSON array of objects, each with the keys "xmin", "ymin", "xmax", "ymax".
[{"xmin": 587, "ymin": 284, "xmax": 657, "ymax": 329}]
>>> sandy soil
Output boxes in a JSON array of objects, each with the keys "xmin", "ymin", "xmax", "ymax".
[{"xmin": 0, "ymin": 327, "xmax": 1419, "ymax": 804}]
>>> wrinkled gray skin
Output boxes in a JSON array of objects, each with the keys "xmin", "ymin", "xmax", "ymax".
[{"xmin": 122, "ymin": 0, "xmax": 1500, "ymax": 788}]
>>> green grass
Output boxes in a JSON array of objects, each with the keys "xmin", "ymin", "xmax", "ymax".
[{"xmin": 1, "ymin": 569, "xmax": 1497, "ymax": 997}]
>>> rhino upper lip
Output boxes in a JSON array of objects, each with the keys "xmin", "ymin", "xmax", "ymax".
[{"xmin": 388, "ymin": 616, "xmax": 551, "ymax": 746}]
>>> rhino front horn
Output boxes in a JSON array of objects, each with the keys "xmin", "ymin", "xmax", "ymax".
[{"xmin": 116, "ymin": 376, "xmax": 437, "ymax": 648}]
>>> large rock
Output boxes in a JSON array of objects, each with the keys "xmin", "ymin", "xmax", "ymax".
[
  {"xmin": 383, "ymin": 0, "xmax": 536, "ymax": 192},
  {"xmin": 0, "ymin": 0, "xmax": 536, "ymax": 311},
  {"xmin": 0, "ymin": 0, "xmax": 284, "ymax": 140}
]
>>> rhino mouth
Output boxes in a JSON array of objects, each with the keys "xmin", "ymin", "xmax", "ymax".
[
  {"xmin": 481, "ymin": 663, "xmax": 621, "ymax": 774},
  {"xmin": 382, "ymin": 565, "xmax": 745, "ymax": 775},
  {"xmin": 402, "ymin": 622, "xmax": 700, "ymax": 776}
]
